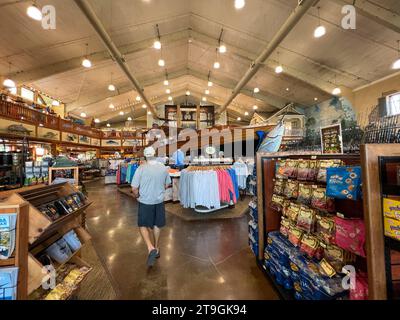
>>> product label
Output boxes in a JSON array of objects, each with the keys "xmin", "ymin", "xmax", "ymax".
[{"xmin": 383, "ymin": 198, "xmax": 400, "ymax": 221}]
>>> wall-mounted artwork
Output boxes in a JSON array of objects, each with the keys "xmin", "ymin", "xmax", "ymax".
[
  {"xmin": 102, "ymin": 139, "xmax": 121, "ymax": 147},
  {"xmin": 38, "ymin": 127, "xmax": 60, "ymax": 140},
  {"xmin": 62, "ymin": 132, "xmax": 78, "ymax": 143},
  {"xmin": 79, "ymin": 135, "xmax": 90, "ymax": 145},
  {"xmin": 91, "ymin": 138, "xmax": 100, "ymax": 146}
]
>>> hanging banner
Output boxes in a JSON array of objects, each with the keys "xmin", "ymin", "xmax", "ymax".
[{"xmin": 320, "ymin": 124, "xmax": 343, "ymax": 154}]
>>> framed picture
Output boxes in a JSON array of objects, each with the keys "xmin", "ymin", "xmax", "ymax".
[{"xmin": 320, "ymin": 124, "xmax": 343, "ymax": 154}]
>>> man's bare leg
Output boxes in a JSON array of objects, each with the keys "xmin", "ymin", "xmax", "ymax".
[
  {"xmin": 153, "ymin": 226, "xmax": 161, "ymax": 253},
  {"xmin": 139, "ymin": 227, "xmax": 155, "ymax": 253}
]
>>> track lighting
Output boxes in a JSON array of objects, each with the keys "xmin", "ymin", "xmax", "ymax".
[
  {"xmin": 147, "ymin": 111, "xmax": 152, "ymax": 115},
  {"xmin": 27, "ymin": 3, "xmax": 42, "ymax": 21},
  {"xmin": 254, "ymin": 87, "xmax": 260, "ymax": 93}
]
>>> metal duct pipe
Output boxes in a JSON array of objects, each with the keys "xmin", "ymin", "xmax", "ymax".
[
  {"xmin": 217, "ymin": 0, "xmax": 316, "ymax": 115},
  {"xmin": 73, "ymin": 0, "xmax": 158, "ymax": 118}
]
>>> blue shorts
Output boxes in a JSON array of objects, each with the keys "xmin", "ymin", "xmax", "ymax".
[{"xmin": 138, "ymin": 202, "xmax": 166, "ymax": 228}]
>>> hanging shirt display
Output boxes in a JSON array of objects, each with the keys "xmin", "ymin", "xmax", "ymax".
[{"xmin": 233, "ymin": 160, "xmax": 250, "ymax": 190}]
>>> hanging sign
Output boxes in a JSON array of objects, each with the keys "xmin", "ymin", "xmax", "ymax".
[{"xmin": 320, "ymin": 124, "xmax": 343, "ymax": 154}]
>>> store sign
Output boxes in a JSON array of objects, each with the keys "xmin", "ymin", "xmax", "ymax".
[{"xmin": 320, "ymin": 124, "xmax": 343, "ymax": 154}]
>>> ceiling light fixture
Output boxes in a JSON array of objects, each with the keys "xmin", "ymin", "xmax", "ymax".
[
  {"xmin": 153, "ymin": 24, "xmax": 162, "ymax": 50},
  {"xmin": 158, "ymin": 59, "xmax": 165, "ymax": 67},
  {"xmin": 163, "ymin": 79, "xmax": 169, "ymax": 86},
  {"xmin": 186, "ymin": 90, "xmax": 191, "ymax": 96},
  {"xmin": 208, "ymin": 81, "xmax": 213, "ymax": 87},
  {"xmin": 213, "ymin": 48, "xmax": 220, "ymax": 69},
  {"xmin": 127, "ymin": 117, "xmax": 132, "ymax": 121},
  {"xmin": 253, "ymin": 105, "xmax": 258, "ymax": 110},
  {"xmin": 219, "ymin": 44, "xmax": 227, "ymax": 54},
  {"xmin": 202, "ymin": 97, "xmax": 207, "ymax": 102},
  {"xmin": 3, "ymin": 62, "xmax": 16, "ymax": 89},
  {"xmin": 27, "ymin": 2, "xmax": 42, "ymax": 21},
  {"xmin": 119, "ymin": 111, "xmax": 124, "ymax": 116},
  {"xmin": 166, "ymin": 89, "xmax": 171, "ymax": 94},
  {"xmin": 207, "ymin": 71, "xmax": 213, "ymax": 87},
  {"xmin": 392, "ymin": 40, "xmax": 400, "ymax": 70},
  {"xmin": 275, "ymin": 65, "xmax": 283, "ymax": 74},
  {"xmin": 107, "ymin": 123, "xmax": 111, "ymax": 127},
  {"xmin": 82, "ymin": 43, "xmax": 92, "ymax": 68},
  {"xmin": 253, "ymin": 87, "xmax": 260, "ymax": 93},
  {"xmin": 147, "ymin": 111, "xmax": 152, "ymax": 115},
  {"xmin": 205, "ymin": 89, "xmax": 210, "ymax": 95},
  {"xmin": 108, "ymin": 73, "xmax": 116, "ymax": 91},
  {"xmin": 332, "ymin": 87, "xmax": 341, "ymax": 96},
  {"xmin": 234, "ymin": 0, "xmax": 245, "ymax": 10},
  {"xmin": 217, "ymin": 28, "xmax": 227, "ymax": 54},
  {"xmin": 244, "ymin": 111, "xmax": 249, "ymax": 116},
  {"xmin": 136, "ymin": 96, "xmax": 141, "ymax": 102},
  {"xmin": 314, "ymin": 7, "xmax": 326, "ymax": 38},
  {"xmin": 168, "ymin": 96, "xmax": 173, "ymax": 101},
  {"xmin": 94, "ymin": 119, "xmax": 100, "ymax": 123},
  {"xmin": 80, "ymin": 112, "xmax": 87, "ymax": 118},
  {"xmin": 142, "ymin": 104, "xmax": 147, "ymax": 109},
  {"xmin": 237, "ymin": 117, "xmax": 242, "ymax": 121},
  {"xmin": 52, "ymin": 100, "xmax": 60, "ymax": 106},
  {"xmin": 286, "ymin": 87, "xmax": 290, "ymax": 91},
  {"xmin": 109, "ymin": 103, "xmax": 115, "ymax": 109}
]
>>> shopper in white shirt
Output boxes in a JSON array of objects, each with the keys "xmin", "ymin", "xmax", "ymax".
[{"xmin": 131, "ymin": 147, "xmax": 171, "ymax": 267}]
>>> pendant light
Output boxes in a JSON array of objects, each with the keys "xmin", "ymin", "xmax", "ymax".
[
  {"xmin": 253, "ymin": 87, "xmax": 260, "ymax": 93},
  {"xmin": 2, "ymin": 62, "xmax": 16, "ymax": 89},
  {"xmin": 163, "ymin": 70, "xmax": 169, "ymax": 86},
  {"xmin": 186, "ymin": 90, "xmax": 191, "ymax": 96},
  {"xmin": 94, "ymin": 119, "xmax": 100, "ymax": 123},
  {"xmin": 168, "ymin": 96, "xmax": 173, "ymax": 101},
  {"xmin": 332, "ymin": 75, "xmax": 341, "ymax": 96},
  {"xmin": 107, "ymin": 123, "xmax": 111, "ymax": 127},
  {"xmin": 208, "ymin": 81, "xmax": 213, "ymax": 87},
  {"xmin": 27, "ymin": 2, "xmax": 42, "ymax": 21},
  {"xmin": 147, "ymin": 111, "xmax": 152, "ymax": 115},
  {"xmin": 253, "ymin": 105, "xmax": 258, "ymax": 110},
  {"xmin": 392, "ymin": 40, "xmax": 400, "ymax": 70},
  {"xmin": 127, "ymin": 117, "xmax": 132, "ymax": 121},
  {"xmin": 244, "ymin": 111, "xmax": 249, "ymax": 116},
  {"xmin": 275, "ymin": 51, "xmax": 284, "ymax": 74},
  {"xmin": 207, "ymin": 70, "xmax": 213, "ymax": 87},
  {"xmin": 205, "ymin": 89, "xmax": 210, "ymax": 95},
  {"xmin": 82, "ymin": 44, "xmax": 92, "ymax": 68},
  {"xmin": 142, "ymin": 104, "xmax": 148, "ymax": 109},
  {"xmin": 119, "ymin": 111, "xmax": 124, "ymax": 116},
  {"xmin": 234, "ymin": 0, "xmax": 245, "ymax": 10},
  {"xmin": 218, "ymin": 28, "xmax": 227, "ymax": 54},
  {"xmin": 80, "ymin": 112, "xmax": 87, "ymax": 118},
  {"xmin": 166, "ymin": 88, "xmax": 171, "ymax": 94},
  {"xmin": 314, "ymin": 7, "xmax": 326, "ymax": 38},
  {"xmin": 153, "ymin": 24, "xmax": 162, "ymax": 50},
  {"xmin": 213, "ymin": 49, "xmax": 220, "ymax": 69},
  {"xmin": 109, "ymin": 103, "xmax": 115, "ymax": 109},
  {"xmin": 108, "ymin": 73, "xmax": 116, "ymax": 91},
  {"xmin": 158, "ymin": 59, "xmax": 165, "ymax": 67}
]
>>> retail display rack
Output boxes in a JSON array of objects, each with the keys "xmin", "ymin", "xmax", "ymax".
[{"xmin": 1, "ymin": 182, "xmax": 93, "ymax": 299}]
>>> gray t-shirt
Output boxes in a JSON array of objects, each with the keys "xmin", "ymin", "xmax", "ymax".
[{"xmin": 131, "ymin": 161, "xmax": 172, "ymax": 205}]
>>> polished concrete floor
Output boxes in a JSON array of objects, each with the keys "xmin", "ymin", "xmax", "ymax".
[{"xmin": 84, "ymin": 182, "xmax": 279, "ymax": 300}]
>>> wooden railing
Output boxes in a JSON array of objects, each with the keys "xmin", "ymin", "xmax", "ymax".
[{"xmin": 0, "ymin": 99, "xmax": 103, "ymax": 138}]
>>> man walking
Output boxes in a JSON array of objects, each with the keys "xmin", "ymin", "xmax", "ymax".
[{"xmin": 131, "ymin": 147, "xmax": 171, "ymax": 267}]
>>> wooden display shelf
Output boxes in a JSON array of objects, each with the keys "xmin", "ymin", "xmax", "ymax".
[
  {"xmin": 0, "ymin": 256, "xmax": 15, "ymax": 267},
  {"xmin": 49, "ymin": 167, "xmax": 79, "ymax": 186}
]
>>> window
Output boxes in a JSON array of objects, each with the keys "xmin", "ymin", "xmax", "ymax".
[
  {"xmin": 21, "ymin": 87, "xmax": 34, "ymax": 101},
  {"xmin": 387, "ymin": 93, "xmax": 400, "ymax": 116}
]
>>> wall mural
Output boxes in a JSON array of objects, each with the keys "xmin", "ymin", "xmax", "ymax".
[{"xmin": 290, "ymin": 97, "xmax": 363, "ymax": 153}]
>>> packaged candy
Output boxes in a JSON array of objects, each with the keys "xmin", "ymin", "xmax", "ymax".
[
  {"xmin": 284, "ymin": 179, "xmax": 299, "ymax": 199},
  {"xmin": 323, "ymin": 243, "xmax": 356, "ymax": 273},
  {"xmin": 283, "ymin": 160, "xmax": 298, "ymax": 179},
  {"xmin": 285, "ymin": 202, "xmax": 301, "ymax": 222},
  {"xmin": 300, "ymin": 234, "xmax": 322, "ymax": 259},
  {"xmin": 334, "ymin": 217, "xmax": 366, "ymax": 257},
  {"xmin": 311, "ymin": 186, "xmax": 335, "ymax": 212},
  {"xmin": 297, "ymin": 184, "xmax": 312, "ymax": 205},
  {"xmin": 326, "ymin": 166, "xmax": 362, "ymax": 200},
  {"xmin": 297, "ymin": 160, "xmax": 310, "ymax": 181},
  {"xmin": 280, "ymin": 217, "xmax": 291, "ymax": 237},
  {"xmin": 296, "ymin": 205, "xmax": 316, "ymax": 233},
  {"xmin": 275, "ymin": 160, "xmax": 287, "ymax": 179},
  {"xmin": 350, "ymin": 271, "xmax": 369, "ymax": 300},
  {"xmin": 270, "ymin": 194, "xmax": 285, "ymax": 212},
  {"xmin": 316, "ymin": 160, "xmax": 343, "ymax": 183},
  {"xmin": 319, "ymin": 258, "xmax": 337, "ymax": 278},
  {"xmin": 288, "ymin": 225, "xmax": 304, "ymax": 247},
  {"xmin": 273, "ymin": 179, "xmax": 286, "ymax": 195},
  {"xmin": 316, "ymin": 215, "xmax": 336, "ymax": 244}
]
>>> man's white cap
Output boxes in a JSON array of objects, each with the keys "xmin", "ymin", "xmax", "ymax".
[{"xmin": 144, "ymin": 146, "xmax": 156, "ymax": 157}]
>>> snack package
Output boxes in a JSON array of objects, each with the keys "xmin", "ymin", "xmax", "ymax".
[
  {"xmin": 319, "ymin": 258, "xmax": 337, "ymax": 278},
  {"xmin": 283, "ymin": 160, "xmax": 299, "ymax": 179},
  {"xmin": 300, "ymin": 234, "xmax": 323, "ymax": 259},
  {"xmin": 284, "ymin": 180, "xmax": 299, "ymax": 199},
  {"xmin": 270, "ymin": 194, "xmax": 285, "ymax": 212},
  {"xmin": 288, "ymin": 226, "xmax": 304, "ymax": 247},
  {"xmin": 308, "ymin": 160, "xmax": 318, "ymax": 181},
  {"xmin": 297, "ymin": 160, "xmax": 310, "ymax": 181},
  {"xmin": 297, "ymin": 184, "xmax": 312, "ymax": 205},
  {"xmin": 334, "ymin": 217, "xmax": 366, "ymax": 257},
  {"xmin": 323, "ymin": 244, "xmax": 346, "ymax": 273},
  {"xmin": 296, "ymin": 205, "xmax": 316, "ymax": 233},
  {"xmin": 285, "ymin": 202, "xmax": 301, "ymax": 223},
  {"xmin": 350, "ymin": 272, "xmax": 369, "ymax": 300},
  {"xmin": 316, "ymin": 215, "xmax": 336, "ymax": 244},
  {"xmin": 281, "ymin": 199, "xmax": 291, "ymax": 217},
  {"xmin": 311, "ymin": 186, "xmax": 335, "ymax": 212},
  {"xmin": 326, "ymin": 166, "xmax": 362, "ymax": 200},
  {"xmin": 273, "ymin": 179, "xmax": 286, "ymax": 195},
  {"xmin": 275, "ymin": 160, "xmax": 287, "ymax": 179},
  {"xmin": 316, "ymin": 160, "xmax": 343, "ymax": 183},
  {"xmin": 280, "ymin": 217, "xmax": 291, "ymax": 237}
]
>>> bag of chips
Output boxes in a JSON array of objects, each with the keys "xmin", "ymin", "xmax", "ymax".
[
  {"xmin": 300, "ymin": 234, "xmax": 323, "ymax": 259},
  {"xmin": 283, "ymin": 160, "xmax": 298, "ymax": 179},
  {"xmin": 323, "ymin": 244, "xmax": 347, "ymax": 273},
  {"xmin": 273, "ymin": 179, "xmax": 286, "ymax": 195},
  {"xmin": 308, "ymin": 160, "xmax": 318, "ymax": 181},
  {"xmin": 296, "ymin": 205, "xmax": 316, "ymax": 233},
  {"xmin": 326, "ymin": 166, "xmax": 362, "ymax": 201},
  {"xmin": 280, "ymin": 217, "xmax": 291, "ymax": 237},
  {"xmin": 270, "ymin": 194, "xmax": 285, "ymax": 212},
  {"xmin": 316, "ymin": 160, "xmax": 343, "ymax": 183},
  {"xmin": 334, "ymin": 216, "xmax": 366, "ymax": 257},
  {"xmin": 297, "ymin": 160, "xmax": 310, "ymax": 181},
  {"xmin": 275, "ymin": 160, "xmax": 287, "ymax": 179},
  {"xmin": 311, "ymin": 186, "xmax": 335, "ymax": 212},
  {"xmin": 285, "ymin": 202, "xmax": 301, "ymax": 223},
  {"xmin": 288, "ymin": 225, "xmax": 304, "ymax": 247},
  {"xmin": 316, "ymin": 215, "xmax": 336, "ymax": 244},
  {"xmin": 297, "ymin": 184, "xmax": 312, "ymax": 205},
  {"xmin": 284, "ymin": 179, "xmax": 299, "ymax": 199}
]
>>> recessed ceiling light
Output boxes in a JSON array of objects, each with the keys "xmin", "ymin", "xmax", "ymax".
[
  {"xmin": 275, "ymin": 65, "xmax": 283, "ymax": 74},
  {"xmin": 81, "ymin": 58, "xmax": 92, "ymax": 68},
  {"xmin": 108, "ymin": 84, "xmax": 116, "ymax": 91},
  {"xmin": 158, "ymin": 59, "xmax": 165, "ymax": 67},
  {"xmin": 314, "ymin": 97, "xmax": 318, "ymax": 101},
  {"xmin": 213, "ymin": 61, "xmax": 220, "ymax": 69},
  {"xmin": 314, "ymin": 25, "xmax": 326, "ymax": 38},
  {"xmin": 219, "ymin": 44, "xmax": 227, "ymax": 54},
  {"xmin": 286, "ymin": 87, "xmax": 290, "ymax": 91},
  {"xmin": 332, "ymin": 87, "xmax": 341, "ymax": 96},
  {"xmin": 94, "ymin": 119, "xmax": 100, "ymax": 123},
  {"xmin": 27, "ymin": 4, "xmax": 42, "ymax": 21},
  {"xmin": 153, "ymin": 40, "xmax": 162, "ymax": 50},
  {"xmin": 234, "ymin": 0, "xmax": 245, "ymax": 10},
  {"xmin": 392, "ymin": 58, "xmax": 400, "ymax": 70}
]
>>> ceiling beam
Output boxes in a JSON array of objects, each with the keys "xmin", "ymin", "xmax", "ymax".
[
  {"xmin": 217, "ymin": 0, "xmax": 316, "ymax": 116},
  {"xmin": 330, "ymin": 0, "xmax": 400, "ymax": 34}
]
